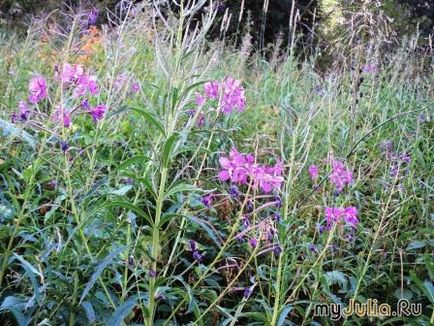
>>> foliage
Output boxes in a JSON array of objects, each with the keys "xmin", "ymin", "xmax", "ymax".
[{"xmin": 0, "ymin": 1, "xmax": 433, "ymax": 325}]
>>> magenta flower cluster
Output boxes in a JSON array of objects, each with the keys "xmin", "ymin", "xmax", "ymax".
[
  {"xmin": 12, "ymin": 75, "xmax": 48, "ymax": 123},
  {"xmin": 53, "ymin": 106, "xmax": 72, "ymax": 128},
  {"xmin": 324, "ymin": 206, "xmax": 359, "ymax": 230},
  {"xmin": 11, "ymin": 63, "xmax": 107, "ymax": 127},
  {"xmin": 379, "ymin": 141, "xmax": 412, "ymax": 178},
  {"xmin": 11, "ymin": 101, "xmax": 31, "ymax": 123},
  {"xmin": 218, "ymin": 148, "xmax": 284, "ymax": 193},
  {"xmin": 200, "ymin": 77, "xmax": 246, "ymax": 114},
  {"xmin": 56, "ymin": 63, "xmax": 99, "ymax": 98},
  {"xmin": 308, "ymin": 165, "xmax": 319, "ymax": 180},
  {"xmin": 307, "ymin": 158, "xmax": 359, "ymax": 233},
  {"xmin": 329, "ymin": 159, "xmax": 353, "ymax": 192},
  {"xmin": 28, "ymin": 75, "xmax": 48, "ymax": 103},
  {"xmin": 308, "ymin": 158, "xmax": 353, "ymax": 193},
  {"xmin": 113, "ymin": 73, "xmax": 141, "ymax": 94}
]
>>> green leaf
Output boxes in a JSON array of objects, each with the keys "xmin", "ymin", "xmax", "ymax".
[
  {"xmin": 422, "ymin": 280, "xmax": 434, "ymax": 303},
  {"xmin": 407, "ymin": 240, "xmax": 426, "ymax": 250},
  {"xmin": 119, "ymin": 173, "xmax": 157, "ymax": 200},
  {"xmin": 180, "ymin": 80, "xmax": 209, "ymax": 99},
  {"xmin": 115, "ymin": 155, "xmax": 151, "ymax": 172},
  {"xmin": 101, "ymin": 200, "xmax": 153, "ymax": 226},
  {"xmin": 175, "ymin": 145, "xmax": 211, "ymax": 157},
  {"xmin": 110, "ymin": 185, "xmax": 133, "ymax": 196},
  {"xmin": 130, "ymin": 107, "xmax": 165, "ymax": 135},
  {"xmin": 410, "ymin": 271, "xmax": 434, "ymax": 304},
  {"xmin": 165, "ymin": 182, "xmax": 199, "ymax": 199},
  {"xmin": 82, "ymin": 301, "xmax": 96, "ymax": 323},
  {"xmin": 11, "ymin": 254, "xmax": 41, "ymax": 302},
  {"xmin": 184, "ymin": 215, "xmax": 222, "ymax": 248},
  {"xmin": 135, "ymin": 177, "xmax": 157, "ymax": 200},
  {"xmin": 239, "ymin": 312, "xmax": 268, "ymax": 322},
  {"xmin": 325, "ymin": 271, "xmax": 348, "ymax": 291},
  {"xmin": 79, "ymin": 246, "xmax": 124, "ymax": 304},
  {"xmin": 12, "ymin": 253, "xmax": 42, "ymax": 277},
  {"xmin": 0, "ymin": 119, "xmax": 36, "ymax": 149},
  {"xmin": 44, "ymin": 192, "xmax": 67, "ymax": 223},
  {"xmin": 277, "ymin": 305, "xmax": 293, "ymax": 326},
  {"xmin": 162, "ymin": 133, "xmax": 180, "ymax": 167},
  {"xmin": 0, "ymin": 296, "xmax": 29, "ymax": 326},
  {"xmin": 393, "ymin": 288, "xmax": 414, "ymax": 301},
  {"xmin": 107, "ymin": 297, "xmax": 137, "ymax": 326}
]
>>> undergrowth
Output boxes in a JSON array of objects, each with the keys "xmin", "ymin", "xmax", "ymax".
[{"xmin": 0, "ymin": 1, "xmax": 433, "ymax": 325}]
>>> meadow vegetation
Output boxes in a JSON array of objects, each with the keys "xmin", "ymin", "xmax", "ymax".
[{"xmin": 0, "ymin": 1, "xmax": 433, "ymax": 325}]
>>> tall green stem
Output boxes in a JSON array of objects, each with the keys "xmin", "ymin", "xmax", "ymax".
[{"xmin": 147, "ymin": 166, "xmax": 168, "ymax": 325}]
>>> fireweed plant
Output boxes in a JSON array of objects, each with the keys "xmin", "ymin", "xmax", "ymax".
[{"xmin": 0, "ymin": 1, "xmax": 433, "ymax": 325}]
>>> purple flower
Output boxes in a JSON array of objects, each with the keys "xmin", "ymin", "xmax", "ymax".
[
  {"xmin": 188, "ymin": 240, "xmax": 204, "ymax": 262},
  {"xmin": 11, "ymin": 101, "xmax": 30, "ymax": 123},
  {"xmin": 197, "ymin": 113, "xmax": 206, "ymax": 127},
  {"xmin": 400, "ymin": 153, "xmax": 411, "ymax": 164},
  {"xmin": 149, "ymin": 269, "xmax": 157, "ymax": 277},
  {"xmin": 362, "ymin": 63, "xmax": 379, "ymax": 74},
  {"xmin": 88, "ymin": 7, "xmax": 99, "ymax": 25},
  {"xmin": 188, "ymin": 240, "xmax": 197, "ymax": 252},
  {"xmin": 73, "ymin": 75, "xmax": 99, "ymax": 97},
  {"xmin": 380, "ymin": 140, "xmax": 394, "ymax": 154},
  {"xmin": 201, "ymin": 194, "xmax": 214, "ymax": 208},
  {"xmin": 329, "ymin": 159, "xmax": 353, "ymax": 193},
  {"xmin": 253, "ymin": 165, "xmax": 284, "ymax": 193},
  {"xmin": 131, "ymin": 82, "xmax": 140, "ymax": 94},
  {"xmin": 273, "ymin": 245, "xmax": 282, "ymax": 255},
  {"xmin": 229, "ymin": 185, "xmax": 240, "ymax": 198},
  {"xmin": 10, "ymin": 113, "xmax": 18, "ymax": 123},
  {"xmin": 243, "ymin": 286, "xmax": 253, "ymax": 299},
  {"xmin": 114, "ymin": 74, "xmax": 127, "ymax": 90},
  {"xmin": 273, "ymin": 212, "xmax": 281, "ymax": 222},
  {"xmin": 235, "ymin": 233, "xmax": 245, "ymax": 243},
  {"xmin": 274, "ymin": 196, "xmax": 282, "ymax": 208},
  {"xmin": 81, "ymin": 99, "xmax": 91, "ymax": 110},
  {"xmin": 324, "ymin": 206, "xmax": 359, "ymax": 229},
  {"xmin": 241, "ymin": 216, "xmax": 250, "ymax": 228},
  {"xmin": 246, "ymin": 200, "xmax": 254, "ymax": 213},
  {"xmin": 88, "ymin": 104, "xmax": 106, "ymax": 121},
  {"xmin": 60, "ymin": 140, "xmax": 69, "ymax": 152},
  {"xmin": 63, "ymin": 114, "xmax": 72, "ymax": 128},
  {"xmin": 308, "ymin": 244, "xmax": 318, "ymax": 253},
  {"xmin": 192, "ymin": 251, "xmax": 203, "ymax": 262},
  {"xmin": 308, "ymin": 165, "xmax": 319, "ymax": 180},
  {"xmin": 249, "ymin": 238, "xmax": 258, "ymax": 248},
  {"xmin": 58, "ymin": 63, "xmax": 74, "ymax": 83},
  {"xmin": 263, "ymin": 225, "xmax": 275, "ymax": 243},
  {"xmin": 48, "ymin": 179, "xmax": 58, "ymax": 189},
  {"xmin": 390, "ymin": 164, "xmax": 399, "ymax": 177},
  {"xmin": 343, "ymin": 206, "xmax": 358, "ymax": 225},
  {"xmin": 187, "ymin": 109, "xmax": 196, "ymax": 117},
  {"xmin": 195, "ymin": 92, "xmax": 206, "ymax": 107},
  {"xmin": 218, "ymin": 148, "xmax": 283, "ymax": 193},
  {"xmin": 204, "ymin": 81, "xmax": 219, "ymax": 99},
  {"xmin": 28, "ymin": 75, "xmax": 47, "ymax": 103},
  {"xmin": 56, "ymin": 63, "xmax": 87, "ymax": 85},
  {"xmin": 220, "ymin": 77, "xmax": 246, "ymax": 114},
  {"xmin": 86, "ymin": 76, "xmax": 99, "ymax": 95},
  {"xmin": 53, "ymin": 107, "xmax": 72, "ymax": 128}
]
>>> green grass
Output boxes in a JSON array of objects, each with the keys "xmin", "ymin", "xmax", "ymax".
[{"xmin": 0, "ymin": 2, "xmax": 433, "ymax": 325}]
